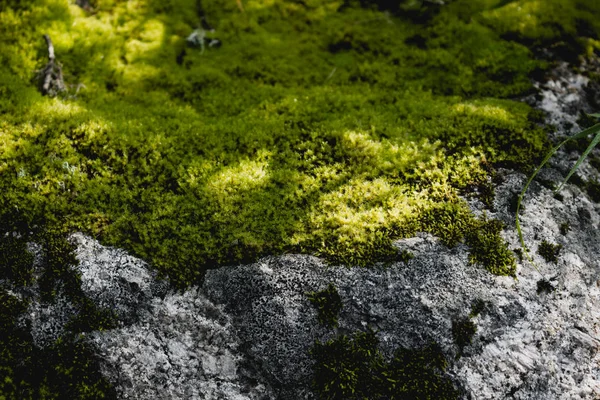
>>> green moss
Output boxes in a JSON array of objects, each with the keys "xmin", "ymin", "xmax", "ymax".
[
  {"xmin": 311, "ymin": 329, "xmax": 459, "ymax": 400},
  {"xmin": 307, "ymin": 283, "xmax": 343, "ymax": 328},
  {"xmin": 586, "ymin": 179, "xmax": 600, "ymax": 202},
  {"xmin": 398, "ymin": 249, "xmax": 414, "ymax": 264},
  {"xmin": 538, "ymin": 240, "xmax": 562, "ymax": 263},
  {"xmin": 1, "ymin": 0, "xmax": 597, "ymax": 287},
  {"xmin": 451, "ymin": 316, "xmax": 476, "ymax": 356},
  {"xmin": 513, "ymin": 247, "xmax": 523, "ymax": 262},
  {"xmin": 559, "ymin": 222, "xmax": 571, "ymax": 235},
  {"xmin": 480, "ymin": 0, "xmax": 600, "ymax": 61},
  {"xmin": 0, "ymin": 232, "xmax": 34, "ymax": 287},
  {"xmin": 0, "ymin": 277, "xmax": 116, "ymax": 399},
  {"xmin": 466, "ymin": 216, "xmax": 516, "ymax": 277}
]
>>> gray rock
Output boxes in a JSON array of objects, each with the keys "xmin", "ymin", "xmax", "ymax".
[{"xmin": 72, "ymin": 232, "xmax": 159, "ymax": 324}]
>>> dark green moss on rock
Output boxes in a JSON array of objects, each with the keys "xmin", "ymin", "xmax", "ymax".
[
  {"xmin": 538, "ymin": 240, "xmax": 562, "ymax": 263},
  {"xmin": 0, "ymin": 215, "xmax": 117, "ymax": 399},
  {"xmin": 559, "ymin": 222, "xmax": 571, "ymax": 235},
  {"xmin": 307, "ymin": 283, "xmax": 343, "ymax": 329},
  {"xmin": 537, "ymin": 279, "xmax": 556, "ymax": 295},
  {"xmin": 466, "ymin": 216, "xmax": 517, "ymax": 277},
  {"xmin": 452, "ymin": 316, "xmax": 477, "ymax": 356},
  {"xmin": 311, "ymin": 329, "xmax": 459, "ymax": 400}
]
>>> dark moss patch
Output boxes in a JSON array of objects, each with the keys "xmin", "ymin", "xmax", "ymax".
[
  {"xmin": 589, "ymin": 155, "xmax": 600, "ymax": 172},
  {"xmin": 307, "ymin": 283, "xmax": 343, "ymax": 329},
  {"xmin": 0, "ymin": 232, "xmax": 34, "ymax": 286},
  {"xmin": 538, "ymin": 240, "xmax": 562, "ymax": 263},
  {"xmin": 466, "ymin": 217, "xmax": 516, "ymax": 277},
  {"xmin": 311, "ymin": 329, "xmax": 459, "ymax": 400},
  {"xmin": 512, "ymin": 248, "xmax": 523, "ymax": 262},
  {"xmin": 509, "ymin": 192, "xmax": 524, "ymax": 214},
  {"xmin": 398, "ymin": 249, "xmax": 415, "ymax": 264},
  {"xmin": 0, "ymin": 226, "xmax": 116, "ymax": 399},
  {"xmin": 536, "ymin": 177, "xmax": 557, "ymax": 192},
  {"xmin": 576, "ymin": 111, "xmax": 598, "ymax": 129},
  {"xmin": 469, "ymin": 299, "xmax": 486, "ymax": 318},
  {"xmin": 452, "ymin": 316, "xmax": 477, "ymax": 356},
  {"xmin": 569, "ymin": 172, "xmax": 587, "ymax": 189},
  {"xmin": 537, "ymin": 279, "xmax": 556, "ymax": 295},
  {"xmin": 559, "ymin": 221, "xmax": 571, "ymax": 235},
  {"xmin": 586, "ymin": 179, "xmax": 600, "ymax": 202},
  {"xmin": 553, "ymin": 192, "xmax": 564, "ymax": 202}
]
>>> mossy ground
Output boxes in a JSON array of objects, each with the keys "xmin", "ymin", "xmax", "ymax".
[{"xmin": 1, "ymin": 0, "xmax": 599, "ymax": 290}]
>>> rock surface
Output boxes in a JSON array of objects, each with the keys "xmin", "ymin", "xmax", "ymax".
[{"xmin": 20, "ymin": 63, "xmax": 600, "ymax": 399}]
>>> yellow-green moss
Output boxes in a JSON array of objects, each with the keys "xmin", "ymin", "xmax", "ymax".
[{"xmin": 1, "ymin": 0, "xmax": 598, "ymax": 286}]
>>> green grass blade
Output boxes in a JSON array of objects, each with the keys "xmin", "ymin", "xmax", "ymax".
[
  {"xmin": 555, "ymin": 123, "xmax": 600, "ymax": 192},
  {"xmin": 588, "ymin": 113, "xmax": 600, "ymax": 118},
  {"xmin": 517, "ymin": 121, "xmax": 600, "ymax": 270},
  {"xmin": 515, "ymin": 138, "xmax": 569, "ymax": 269}
]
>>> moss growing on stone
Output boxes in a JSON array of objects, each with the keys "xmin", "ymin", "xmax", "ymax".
[
  {"xmin": 559, "ymin": 222, "xmax": 571, "ymax": 235},
  {"xmin": 537, "ymin": 279, "xmax": 556, "ymax": 295},
  {"xmin": 538, "ymin": 240, "xmax": 562, "ymax": 263},
  {"xmin": 466, "ymin": 216, "xmax": 517, "ymax": 277},
  {"xmin": 0, "ymin": 218, "xmax": 117, "ymax": 399},
  {"xmin": 0, "ymin": 282, "xmax": 116, "ymax": 399},
  {"xmin": 398, "ymin": 249, "xmax": 414, "ymax": 264},
  {"xmin": 307, "ymin": 283, "xmax": 343, "ymax": 328},
  {"xmin": 452, "ymin": 316, "xmax": 477, "ymax": 356},
  {"xmin": 586, "ymin": 179, "xmax": 600, "ymax": 203},
  {"xmin": 0, "ymin": 232, "xmax": 34, "ymax": 287},
  {"xmin": 311, "ymin": 329, "xmax": 459, "ymax": 400},
  {"xmin": 469, "ymin": 299, "xmax": 486, "ymax": 318},
  {"xmin": 0, "ymin": 0, "xmax": 597, "ymax": 287}
]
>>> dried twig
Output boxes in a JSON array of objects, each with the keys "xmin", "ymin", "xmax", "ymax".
[{"xmin": 37, "ymin": 35, "xmax": 66, "ymax": 97}]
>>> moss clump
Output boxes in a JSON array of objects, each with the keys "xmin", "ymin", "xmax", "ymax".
[
  {"xmin": 559, "ymin": 222, "xmax": 571, "ymax": 235},
  {"xmin": 0, "ymin": 233, "xmax": 34, "ymax": 287},
  {"xmin": 469, "ymin": 299, "xmax": 486, "ymax": 318},
  {"xmin": 538, "ymin": 240, "xmax": 562, "ymax": 263},
  {"xmin": 452, "ymin": 316, "xmax": 477, "ymax": 356},
  {"xmin": 513, "ymin": 248, "xmax": 523, "ymax": 262},
  {"xmin": 398, "ymin": 249, "xmax": 414, "ymax": 264},
  {"xmin": 480, "ymin": 0, "xmax": 600, "ymax": 62},
  {"xmin": 2, "ymin": 0, "xmax": 598, "ymax": 287},
  {"xmin": 307, "ymin": 283, "xmax": 343, "ymax": 329},
  {"xmin": 466, "ymin": 217, "xmax": 517, "ymax": 277},
  {"xmin": 586, "ymin": 179, "xmax": 600, "ymax": 203},
  {"xmin": 537, "ymin": 279, "xmax": 556, "ymax": 295},
  {"xmin": 311, "ymin": 329, "xmax": 459, "ymax": 400},
  {"xmin": 420, "ymin": 202, "xmax": 475, "ymax": 248}
]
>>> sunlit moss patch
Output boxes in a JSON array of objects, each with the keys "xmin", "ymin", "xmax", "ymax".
[{"xmin": 0, "ymin": 0, "xmax": 598, "ymax": 287}]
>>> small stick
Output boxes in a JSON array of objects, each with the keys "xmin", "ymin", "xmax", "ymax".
[
  {"xmin": 44, "ymin": 34, "xmax": 55, "ymax": 62},
  {"xmin": 38, "ymin": 34, "xmax": 66, "ymax": 97}
]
